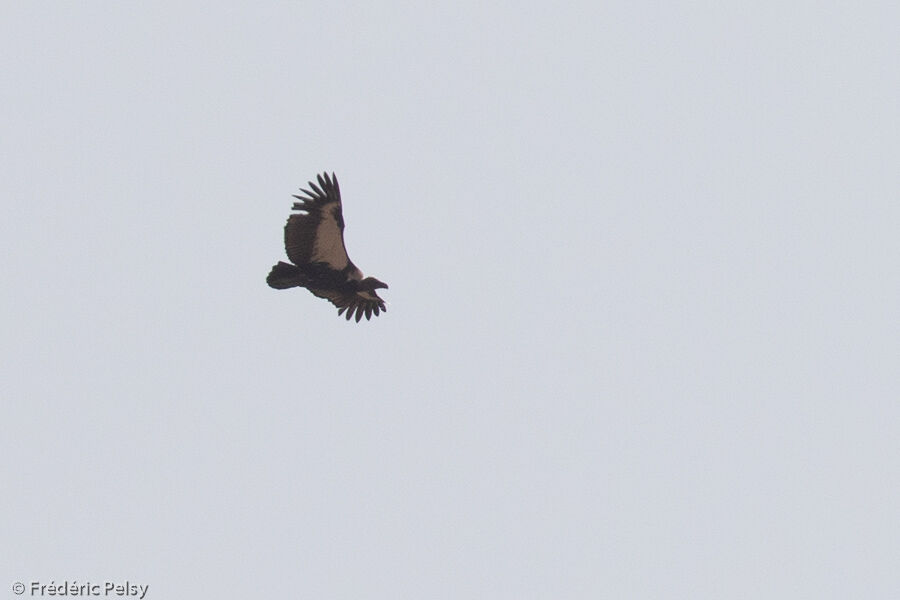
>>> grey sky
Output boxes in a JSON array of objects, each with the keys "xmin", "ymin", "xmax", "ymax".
[{"xmin": 1, "ymin": 2, "xmax": 897, "ymax": 598}]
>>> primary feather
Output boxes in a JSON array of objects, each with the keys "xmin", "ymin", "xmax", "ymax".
[{"xmin": 267, "ymin": 172, "xmax": 388, "ymax": 321}]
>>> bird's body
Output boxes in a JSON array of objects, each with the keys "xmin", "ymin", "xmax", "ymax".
[{"xmin": 267, "ymin": 172, "xmax": 387, "ymax": 321}]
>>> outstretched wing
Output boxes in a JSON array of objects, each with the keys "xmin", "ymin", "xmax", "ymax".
[
  {"xmin": 308, "ymin": 288, "xmax": 387, "ymax": 322},
  {"xmin": 284, "ymin": 172, "xmax": 358, "ymax": 274}
]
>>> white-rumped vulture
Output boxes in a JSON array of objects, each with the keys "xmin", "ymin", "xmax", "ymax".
[{"xmin": 267, "ymin": 172, "xmax": 388, "ymax": 321}]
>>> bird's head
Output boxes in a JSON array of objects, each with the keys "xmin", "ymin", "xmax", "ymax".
[{"xmin": 361, "ymin": 277, "xmax": 389, "ymax": 290}]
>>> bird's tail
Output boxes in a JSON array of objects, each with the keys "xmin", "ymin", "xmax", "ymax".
[{"xmin": 267, "ymin": 262, "xmax": 306, "ymax": 289}]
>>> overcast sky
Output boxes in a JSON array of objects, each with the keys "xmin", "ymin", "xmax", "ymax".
[{"xmin": 1, "ymin": 2, "xmax": 897, "ymax": 599}]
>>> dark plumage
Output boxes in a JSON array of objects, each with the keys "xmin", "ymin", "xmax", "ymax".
[{"xmin": 267, "ymin": 172, "xmax": 388, "ymax": 322}]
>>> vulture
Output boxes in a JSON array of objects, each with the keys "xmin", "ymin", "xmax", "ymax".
[{"xmin": 266, "ymin": 172, "xmax": 388, "ymax": 321}]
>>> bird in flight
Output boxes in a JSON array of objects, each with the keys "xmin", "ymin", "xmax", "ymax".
[{"xmin": 267, "ymin": 172, "xmax": 388, "ymax": 321}]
